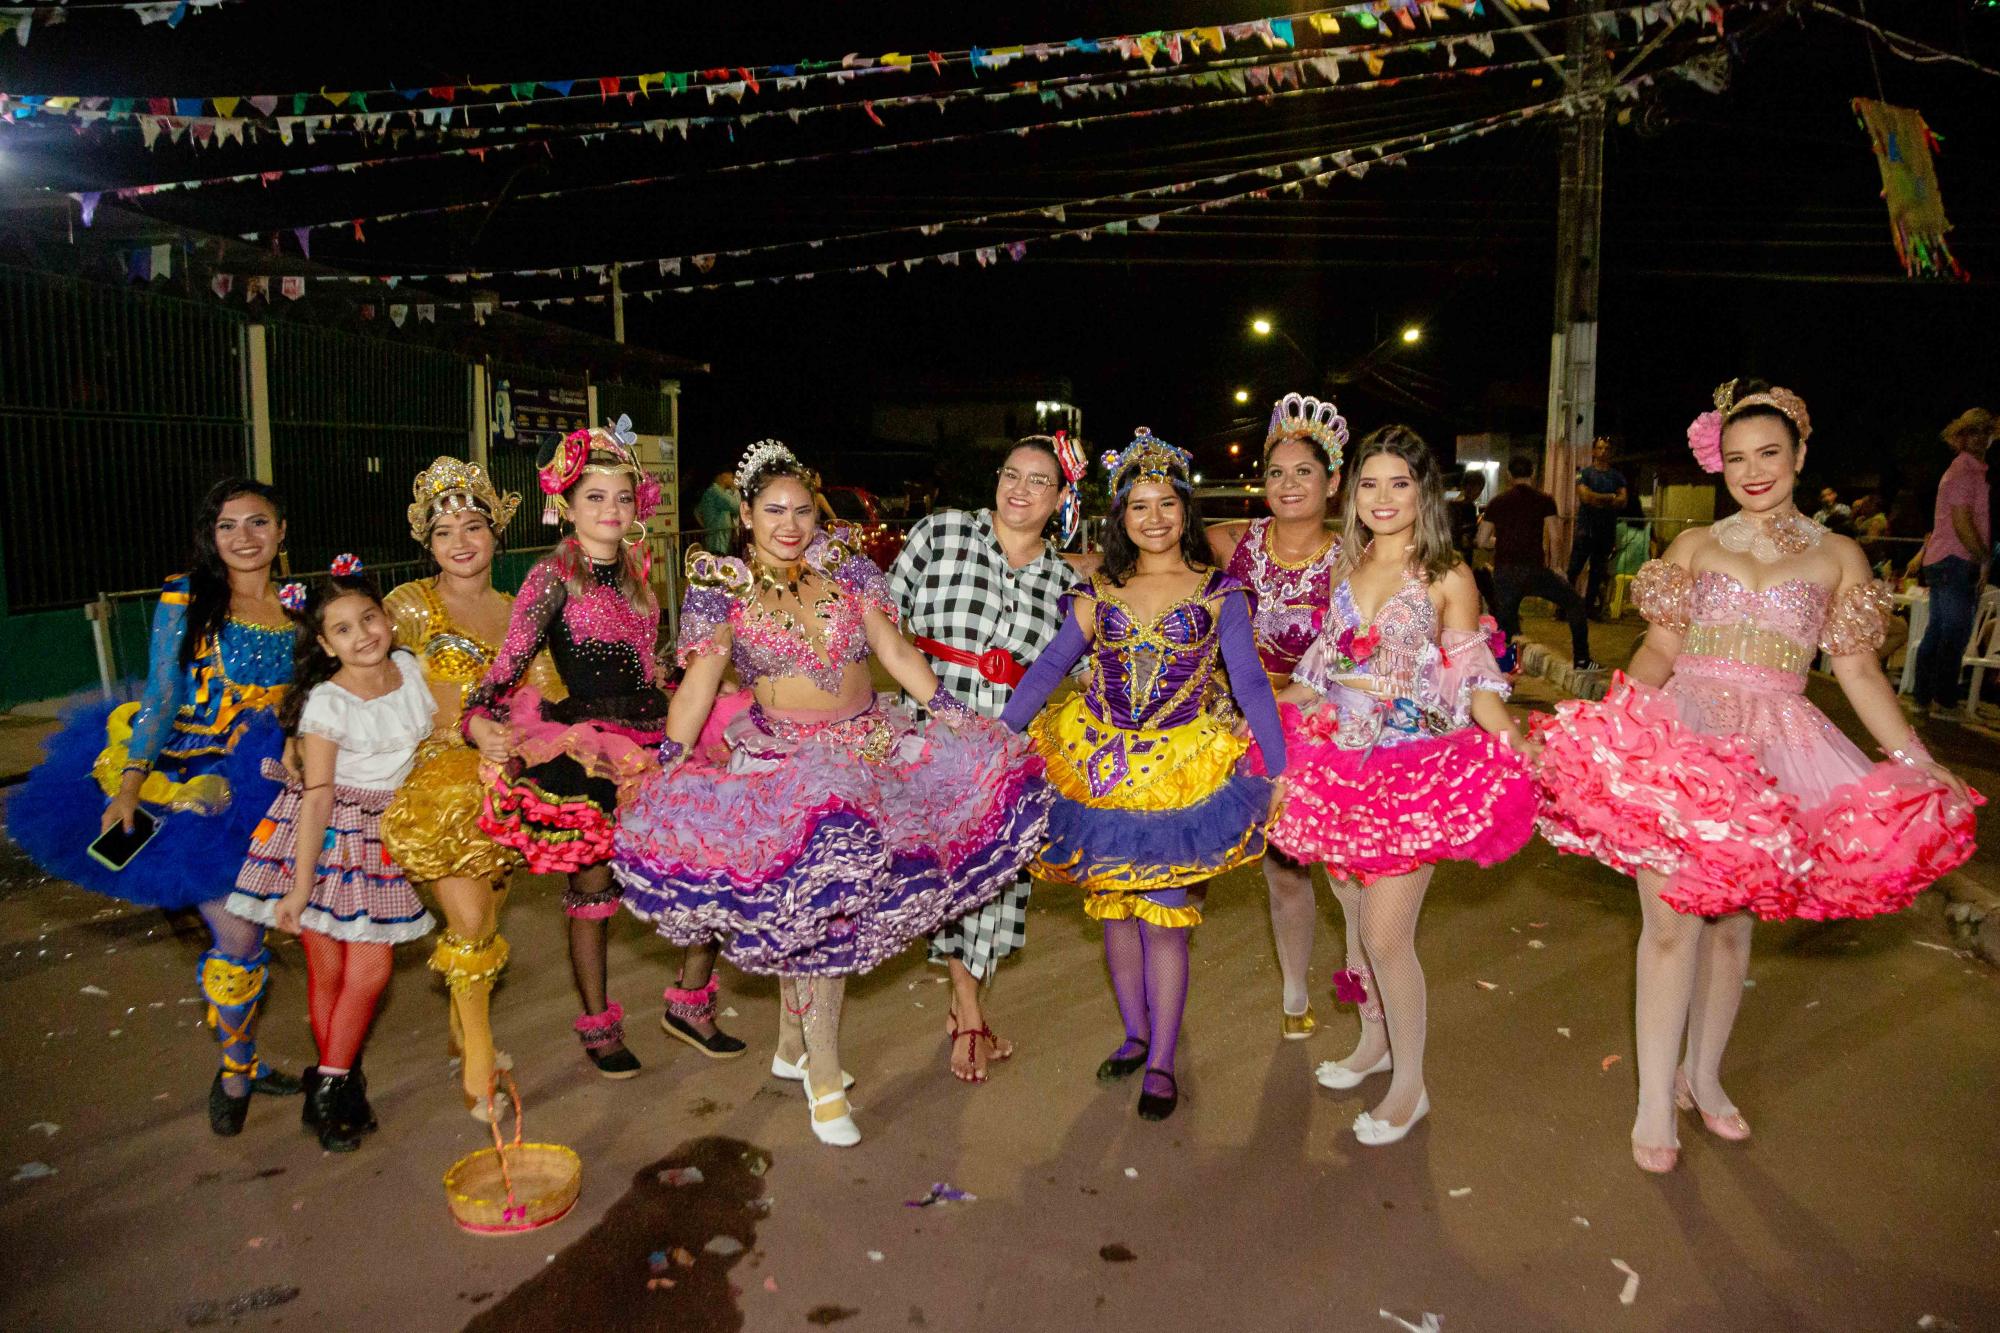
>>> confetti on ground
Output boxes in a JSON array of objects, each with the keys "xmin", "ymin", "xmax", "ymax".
[
  {"xmin": 1556, "ymin": 1028, "xmax": 1571, "ymax": 1039},
  {"xmin": 79, "ymin": 985, "xmax": 109, "ymax": 997},
  {"xmin": 1742, "ymin": 978, "xmax": 1757, "ymax": 988},
  {"xmin": 1528, "ymin": 921, "xmax": 1548, "ymax": 928},
  {"xmin": 245, "ymin": 1237, "xmax": 266, "ymax": 1249},
  {"xmin": 905, "ymin": 1183, "xmax": 976, "ymax": 1208},
  {"xmin": 704, "ymin": 1235, "xmax": 745, "ymax": 1257},
  {"xmin": 1805, "ymin": 1000, "xmax": 1821, "ymax": 1009},
  {"xmin": 1571, "ymin": 1216, "xmax": 1590, "ymax": 1228},
  {"xmin": 1601, "ymin": 1055, "xmax": 1622, "ymax": 1072},
  {"xmin": 1123, "ymin": 1167, "xmax": 1138, "ymax": 1178},
  {"xmin": 646, "ymin": 1277, "xmax": 677, "ymax": 1291},
  {"xmin": 763, "ymin": 1276, "xmax": 779, "ymax": 1292},
  {"xmin": 1448, "ymin": 1187, "xmax": 1472, "ymax": 1198},
  {"xmin": 12, "ymin": 1162, "xmax": 55, "ymax": 1181},
  {"xmin": 721, "ymin": 1007, "xmax": 739, "ymax": 1018},
  {"xmin": 1912, "ymin": 941, "xmax": 1956, "ymax": 954},
  {"xmin": 671, "ymin": 1247, "xmax": 696, "ymax": 1268},
  {"xmin": 1526, "ymin": 940, "xmax": 1546, "ymax": 950},
  {"xmin": 1475, "ymin": 980, "xmax": 1498, "ymax": 991},
  {"xmin": 1379, "ymin": 1310, "xmax": 1443, "ymax": 1332},
  {"xmin": 659, "ymin": 1167, "xmax": 705, "ymax": 1187},
  {"xmin": 27, "ymin": 1122, "xmax": 59, "ymax": 1137},
  {"xmin": 1611, "ymin": 1259, "xmax": 1640, "ymax": 1306},
  {"xmin": 867, "ymin": 1251, "xmax": 884, "ymax": 1262}
]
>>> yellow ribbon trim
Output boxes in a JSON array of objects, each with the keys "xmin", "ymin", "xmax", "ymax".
[
  {"xmin": 1084, "ymin": 894, "xmax": 1204, "ymax": 928},
  {"xmin": 93, "ymin": 703, "xmax": 232, "ymax": 813},
  {"xmin": 429, "ymin": 931, "xmax": 511, "ymax": 990}
]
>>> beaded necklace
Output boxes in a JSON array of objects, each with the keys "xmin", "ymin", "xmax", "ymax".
[{"xmin": 1712, "ymin": 509, "xmax": 1823, "ymax": 564}]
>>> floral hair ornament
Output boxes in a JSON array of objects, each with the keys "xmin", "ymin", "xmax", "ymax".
[
  {"xmin": 1102, "ymin": 427, "xmax": 1193, "ymax": 501},
  {"xmin": 1265, "ymin": 392, "xmax": 1349, "ymax": 474},
  {"xmin": 407, "ymin": 455, "xmax": 520, "ymax": 544},
  {"xmin": 1690, "ymin": 379, "xmax": 1814, "ymax": 473},
  {"xmin": 278, "ymin": 581, "xmax": 308, "ymax": 612},
  {"xmin": 538, "ymin": 415, "xmax": 652, "ymax": 526},
  {"xmin": 329, "ymin": 553, "xmax": 364, "ymax": 576},
  {"xmin": 1018, "ymin": 431, "xmax": 1089, "ymax": 547}
]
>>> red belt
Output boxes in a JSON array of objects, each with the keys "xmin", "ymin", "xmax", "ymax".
[{"xmin": 913, "ymin": 637, "xmax": 1026, "ymax": 688}]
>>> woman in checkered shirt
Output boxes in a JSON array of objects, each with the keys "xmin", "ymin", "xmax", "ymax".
[{"xmin": 889, "ymin": 437, "xmax": 1097, "ymax": 1084}]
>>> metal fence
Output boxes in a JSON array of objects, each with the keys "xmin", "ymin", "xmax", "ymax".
[{"xmin": 0, "ymin": 266, "xmax": 251, "ymax": 611}]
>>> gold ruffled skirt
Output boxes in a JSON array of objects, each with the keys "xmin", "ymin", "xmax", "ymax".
[{"xmin": 382, "ymin": 738, "xmax": 521, "ymax": 885}]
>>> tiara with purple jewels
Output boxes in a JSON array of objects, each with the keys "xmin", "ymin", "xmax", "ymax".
[
  {"xmin": 1102, "ymin": 427, "xmax": 1193, "ymax": 499},
  {"xmin": 1265, "ymin": 392, "xmax": 1348, "ymax": 471}
]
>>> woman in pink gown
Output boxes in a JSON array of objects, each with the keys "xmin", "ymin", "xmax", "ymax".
[{"xmin": 1534, "ymin": 379, "xmax": 1980, "ymax": 1173}]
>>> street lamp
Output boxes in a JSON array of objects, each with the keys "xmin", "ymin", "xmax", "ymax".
[
  {"xmin": 1251, "ymin": 317, "xmax": 1274, "ymax": 337},
  {"xmin": 1400, "ymin": 325, "xmax": 1423, "ymax": 345},
  {"xmin": 1233, "ymin": 388, "xmax": 1249, "ymax": 404},
  {"xmin": 1228, "ymin": 442, "xmax": 1241, "ymax": 457}
]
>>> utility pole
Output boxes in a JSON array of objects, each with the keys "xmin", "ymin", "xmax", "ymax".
[
  {"xmin": 611, "ymin": 264, "xmax": 626, "ymax": 344},
  {"xmin": 1543, "ymin": 0, "xmax": 1611, "ymax": 562}
]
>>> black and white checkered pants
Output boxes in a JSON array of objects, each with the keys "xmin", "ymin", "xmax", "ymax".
[{"xmin": 927, "ymin": 876, "xmax": 1031, "ymax": 982}]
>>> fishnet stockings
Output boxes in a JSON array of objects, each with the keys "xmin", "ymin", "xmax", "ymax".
[
  {"xmin": 1264, "ymin": 851, "xmax": 1318, "ymax": 1015},
  {"xmin": 1347, "ymin": 867, "xmax": 1434, "ymax": 1127},
  {"xmin": 301, "ymin": 933, "xmax": 393, "ymax": 1072},
  {"xmin": 799, "ymin": 975, "xmax": 848, "ymax": 1119},
  {"xmin": 1327, "ymin": 878, "xmax": 1389, "ymax": 1071},
  {"xmin": 566, "ymin": 864, "xmax": 614, "ymax": 1015}
]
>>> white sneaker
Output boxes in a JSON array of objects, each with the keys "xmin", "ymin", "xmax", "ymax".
[
  {"xmin": 1314, "ymin": 1050, "xmax": 1392, "ymax": 1090},
  {"xmin": 1353, "ymin": 1089, "xmax": 1429, "ymax": 1146},
  {"xmin": 808, "ymin": 1085, "xmax": 861, "ymax": 1147},
  {"xmin": 770, "ymin": 1051, "xmax": 854, "ymax": 1089}
]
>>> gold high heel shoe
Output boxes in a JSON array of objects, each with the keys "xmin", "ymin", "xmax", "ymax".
[{"xmin": 1281, "ymin": 1006, "xmax": 1318, "ymax": 1040}]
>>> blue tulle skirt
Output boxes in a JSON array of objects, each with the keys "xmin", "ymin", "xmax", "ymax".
[{"xmin": 8, "ymin": 697, "xmax": 287, "ymax": 910}]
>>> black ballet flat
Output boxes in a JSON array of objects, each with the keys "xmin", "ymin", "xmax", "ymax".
[
  {"xmin": 1095, "ymin": 1039, "xmax": 1149, "ymax": 1084},
  {"xmin": 208, "ymin": 1070, "xmax": 250, "ymax": 1138},
  {"xmin": 662, "ymin": 1012, "xmax": 749, "ymax": 1059},
  {"xmin": 1136, "ymin": 1071, "xmax": 1179, "ymax": 1122},
  {"xmin": 249, "ymin": 1063, "xmax": 303, "ymax": 1097},
  {"xmin": 587, "ymin": 1045, "xmax": 643, "ymax": 1080}
]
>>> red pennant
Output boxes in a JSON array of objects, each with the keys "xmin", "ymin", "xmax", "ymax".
[
  {"xmin": 928, "ymin": 51, "xmax": 944, "ymax": 76},
  {"xmin": 352, "ymin": 218, "xmax": 365, "ymax": 241},
  {"xmin": 862, "ymin": 100, "xmax": 884, "ymax": 127},
  {"xmin": 739, "ymin": 67, "xmax": 760, "ymax": 94},
  {"xmin": 597, "ymin": 76, "xmax": 620, "ymax": 100}
]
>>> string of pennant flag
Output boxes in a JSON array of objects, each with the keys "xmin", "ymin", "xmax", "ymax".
[
  {"xmin": 0, "ymin": 0, "xmax": 237, "ymax": 45},
  {"xmin": 2, "ymin": 0, "xmax": 1573, "ymax": 133}
]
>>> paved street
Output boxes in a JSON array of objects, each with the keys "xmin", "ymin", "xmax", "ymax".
[{"xmin": 1, "ymin": 675, "xmax": 1995, "ymax": 1333}]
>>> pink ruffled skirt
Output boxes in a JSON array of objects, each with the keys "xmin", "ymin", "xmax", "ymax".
[
  {"xmin": 1255, "ymin": 702, "xmax": 1536, "ymax": 884},
  {"xmin": 477, "ymin": 687, "xmax": 665, "ymax": 876},
  {"xmin": 1532, "ymin": 664, "xmax": 1982, "ymax": 920},
  {"xmin": 615, "ymin": 695, "xmax": 1051, "ymax": 976}
]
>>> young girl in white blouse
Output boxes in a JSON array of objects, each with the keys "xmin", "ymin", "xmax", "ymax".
[{"xmin": 228, "ymin": 562, "xmax": 437, "ymax": 1152}]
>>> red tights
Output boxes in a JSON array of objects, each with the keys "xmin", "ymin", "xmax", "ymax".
[{"xmin": 302, "ymin": 932, "xmax": 393, "ymax": 1072}]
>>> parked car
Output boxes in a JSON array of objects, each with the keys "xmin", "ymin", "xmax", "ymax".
[{"xmin": 822, "ymin": 485, "xmax": 906, "ymax": 567}]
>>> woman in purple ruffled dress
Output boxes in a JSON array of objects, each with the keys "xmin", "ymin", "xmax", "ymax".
[{"xmin": 614, "ymin": 441, "xmax": 1050, "ymax": 1148}]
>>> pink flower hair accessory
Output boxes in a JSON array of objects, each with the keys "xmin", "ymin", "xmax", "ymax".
[
  {"xmin": 1687, "ymin": 410, "xmax": 1724, "ymax": 473},
  {"xmin": 634, "ymin": 472, "xmax": 663, "ymax": 523}
]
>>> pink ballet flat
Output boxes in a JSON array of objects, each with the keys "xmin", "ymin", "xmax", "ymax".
[
  {"xmin": 1631, "ymin": 1139, "xmax": 1680, "ymax": 1174},
  {"xmin": 1675, "ymin": 1070, "xmax": 1751, "ymax": 1142}
]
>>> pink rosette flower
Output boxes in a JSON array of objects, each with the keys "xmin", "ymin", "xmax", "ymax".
[
  {"xmin": 1686, "ymin": 410, "xmax": 1724, "ymax": 474},
  {"xmin": 634, "ymin": 472, "xmax": 663, "ymax": 522}
]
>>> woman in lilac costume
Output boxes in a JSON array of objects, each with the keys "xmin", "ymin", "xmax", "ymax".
[
  {"xmin": 615, "ymin": 441, "xmax": 1051, "ymax": 1148},
  {"xmin": 1000, "ymin": 429, "xmax": 1287, "ymax": 1122}
]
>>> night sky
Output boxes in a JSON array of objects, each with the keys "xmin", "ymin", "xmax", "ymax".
[{"xmin": 3, "ymin": 1, "xmax": 1996, "ymax": 525}]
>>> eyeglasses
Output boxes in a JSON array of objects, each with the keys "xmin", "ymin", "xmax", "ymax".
[{"xmin": 997, "ymin": 468, "xmax": 1061, "ymax": 492}]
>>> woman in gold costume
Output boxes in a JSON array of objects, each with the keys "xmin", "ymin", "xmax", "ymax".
[{"xmin": 381, "ymin": 457, "xmax": 562, "ymax": 1120}]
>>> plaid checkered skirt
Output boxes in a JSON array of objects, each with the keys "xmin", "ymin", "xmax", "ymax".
[
  {"xmin": 228, "ymin": 759, "xmax": 434, "ymax": 945},
  {"xmin": 928, "ymin": 876, "xmax": 1030, "ymax": 981}
]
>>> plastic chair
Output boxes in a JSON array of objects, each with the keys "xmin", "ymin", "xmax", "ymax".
[{"xmin": 1961, "ymin": 590, "xmax": 2000, "ymax": 719}]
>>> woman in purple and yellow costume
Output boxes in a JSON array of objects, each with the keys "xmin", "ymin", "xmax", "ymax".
[
  {"xmin": 462, "ymin": 419, "xmax": 743, "ymax": 1079},
  {"xmin": 1209, "ymin": 392, "xmax": 1348, "ymax": 1042},
  {"xmin": 615, "ymin": 440, "xmax": 1051, "ymax": 1147},
  {"xmin": 1260, "ymin": 426, "xmax": 1536, "ymax": 1147},
  {"xmin": 1000, "ymin": 429, "xmax": 1288, "ymax": 1123},
  {"xmin": 12, "ymin": 479, "xmax": 304, "ymax": 1135},
  {"xmin": 380, "ymin": 457, "xmax": 565, "ymax": 1120},
  {"xmin": 1534, "ymin": 380, "xmax": 1980, "ymax": 1173}
]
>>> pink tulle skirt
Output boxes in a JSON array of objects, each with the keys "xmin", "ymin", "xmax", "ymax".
[
  {"xmin": 1532, "ymin": 666, "xmax": 1982, "ymax": 920},
  {"xmin": 1255, "ymin": 703, "xmax": 1536, "ymax": 884}
]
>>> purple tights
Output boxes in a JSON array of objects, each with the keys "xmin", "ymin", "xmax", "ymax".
[{"xmin": 1103, "ymin": 915, "xmax": 1191, "ymax": 1099}]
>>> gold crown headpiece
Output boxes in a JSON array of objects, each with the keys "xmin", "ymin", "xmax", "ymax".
[
  {"xmin": 406, "ymin": 456, "xmax": 520, "ymax": 544},
  {"xmin": 1101, "ymin": 427, "xmax": 1193, "ymax": 499},
  {"xmin": 1265, "ymin": 392, "xmax": 1348, "ymax": 472}
]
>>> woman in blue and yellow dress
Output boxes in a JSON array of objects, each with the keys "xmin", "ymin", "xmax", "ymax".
[
  {"xmin": 12, "ymin": 478, "xmax": 305, "ymax": 1135},
  {"xmin": 380, "ymin": 457, "xmax": 563, "ymax": 1121}
]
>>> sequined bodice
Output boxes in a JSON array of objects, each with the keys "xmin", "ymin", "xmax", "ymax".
[
  {"xmin": 123, "ymin": 576, "xmax": 296, "ymax": 768},
  {"xmin": 1679, "ymin": 571, "xmax": 1830, "ymax": 683},
  {"xmin": 1329, "ymin": 572, "xmax": 1436, "ymax": 699},
  {"xmin": 213, "ymin": 617, "xmax": 296, "ymax": 690},
  {"xmin": 677, "ymin": 528, "xmax": 897, "ymax": 695},
  {"xmin": 1225, "ymin": 518, "xmax": 1338, "ymax": 680},
  {"xmin": 548, "ymin": 563, "xmax": 661, "ymax": 700},
  {"xmin": 399, "ymin": 581, "xmax": 500, "ymax": 689},
  {"xmin": 1083, "ymin": 572, "xmax": 1232, "ymax": 730},
  {"xmin": 731, "ymin": 586, "xmax": 871, "ymax": 694}
]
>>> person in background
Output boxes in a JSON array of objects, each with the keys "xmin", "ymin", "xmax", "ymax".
[
  {"xmin": 1813, "ymin": 486, "xmax": 1851, "ymax": 528},
  {"xmin": 1480, "ymin": 453, "xmax": 1600, "ymax": 671},
  {"xmin": 1850, "ymin": 492, "xmax": 1891, "ymax": 568},
  {"xmin": 695, "ymin": 471, "xmax": 739, "ymax": 556},
  {"xmin": 1909, "ymin": 408, "xmax": 1993, "ymax": 716},
  {"xmin": 1449, "ymin": 464, "xmax": 1496, "ymax": 611},
  {"xmin": 1571, "ymin": 436, "xmax": 1627, "ymax": 619}
]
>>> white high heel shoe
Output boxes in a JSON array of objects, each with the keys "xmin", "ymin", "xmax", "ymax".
[
  {"xmin": 807, "ymin": 1083, "xmax": 861, "ymax": 1148},
  {"xmin": 1314, "ymin": 1050, "xmax": 1392, "ymax": 1090},
  {"xmin": 770, "ymin": 1051, "xmax": 855, "ymax": 1090},
  {"xmin": 1352, "ymin": 1089, "xmax": 1429, "ymax": 1146}
]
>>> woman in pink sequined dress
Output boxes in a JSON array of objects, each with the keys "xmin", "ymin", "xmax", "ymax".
[
  {"xmin": 1260, "ymin": 426, "xmax": 1537, "ymax": 1147},
  {"xmin": 1208, "ymin": 392, "xmax": 1347, "ymax": 1042},
  {"xmin": 1534, "ymin": 379, "xmax": 1980, "ymax": 1174}
]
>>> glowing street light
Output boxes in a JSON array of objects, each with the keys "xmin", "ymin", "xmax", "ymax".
[
  {"xmin": 1251, "ymin": 317, "xmax": 1274, "ymax": 337},
  {"xmin": 1228, "ymin": 442, "xmax": 1242, "ymax": 457},
  {"xmin": 1400, "ymin": 325, "xmax": 1423, "ymax": 345},
  {"xmin": 1233, "ymin": 388, "xmax": 1249, "ymax": 404}
]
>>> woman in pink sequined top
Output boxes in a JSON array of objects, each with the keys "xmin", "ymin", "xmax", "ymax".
[
  {"xmin": 1257, "ymin": 425, "xmax": 1536, "ymax": 1148},
  {"xmin": 1533, "ymin": 378, "xmax": 1980, "ymax": 1174},
  {"xmin": 462, "ymin": 421, "xmax": 744, "ymax": 1079},
  {"xmin": 613, "ymin": 441, "xmax": 1050, "ymax": 1149},
  {"xmin": 1208, "ymin": 392, "xmax": 1348, "ymax": 1044}
]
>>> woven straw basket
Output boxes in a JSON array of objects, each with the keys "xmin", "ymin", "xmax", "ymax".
[{"xmin": 443, "ymin": 1073, "xmax": 581, "ymax": 1235}]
